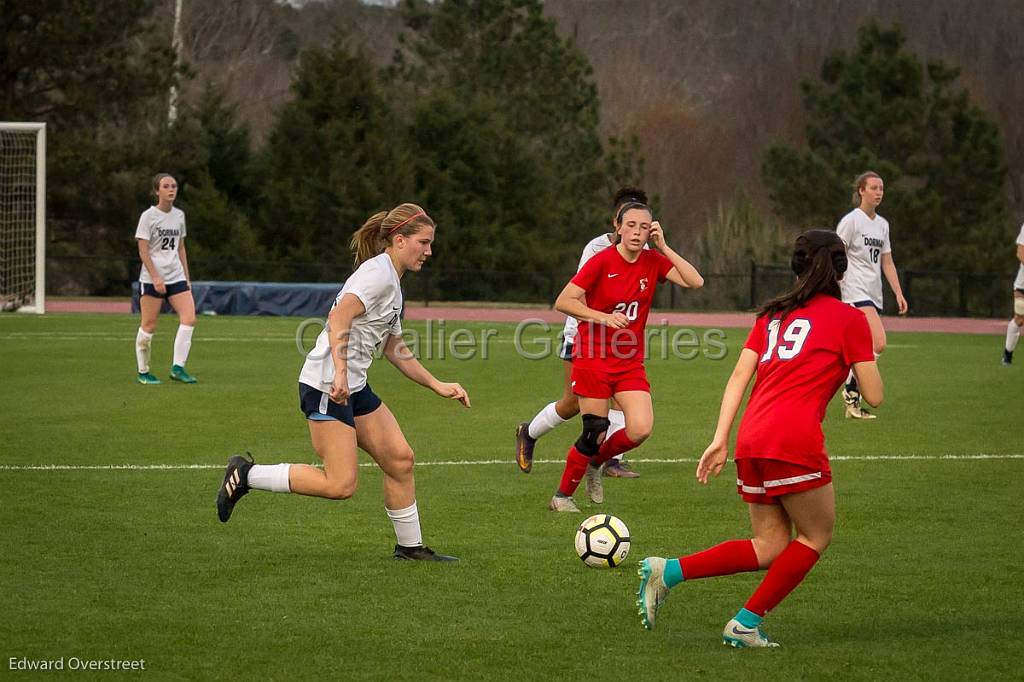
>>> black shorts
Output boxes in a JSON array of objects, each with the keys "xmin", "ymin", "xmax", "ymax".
[
  {"xmin": 559, "ymin": 338, "xmax": 575, "ymax": 362},
  {"xmin": 298, "ymin": 382, "xmax": 382, "ymax": 428},
  {"xmin": 141, "ymin": 280, "xmax": 190, "ymax": 298}
]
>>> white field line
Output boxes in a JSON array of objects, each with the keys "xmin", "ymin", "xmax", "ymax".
[
  {"xmin": 1, "ymin": 454, "xmax": 1021, "ymax": 471},
  {"xmin": 0, "ymin": 333, "xmax": 601, "ymax": 344}
]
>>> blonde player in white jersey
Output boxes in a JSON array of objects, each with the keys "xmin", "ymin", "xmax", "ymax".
[
  {"xmin": 216, "ymin": 204, "xmax": 470, "ymax": 561},
  {"xmin": 1000, "ymin": 222, "xmax": 1024, "ymax": 365},
  {"xmin": 515, "ymin": 187, "xmax": 648, "ymax": 485},
  {"xmin": 835, "ymin": 171, "xmax": 908, "ymax": 418},
  {"xmin": 134, "ymin": 173, "xmax": 197, "ymax": 385}
]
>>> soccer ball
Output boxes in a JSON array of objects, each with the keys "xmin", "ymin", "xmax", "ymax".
[{"xmin": 574, "ymin": 514, "xmax": 631, "ymax": 568}]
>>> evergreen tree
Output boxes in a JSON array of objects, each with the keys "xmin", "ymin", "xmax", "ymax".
[
  {"xmin": 257, "ymin": 39, "xmax": 413, "ymax": 275},
  {"xmin": 1, "ymin": 0, "xmax": 184, "ymax": 292},
  {"xmin": 393, "ymin": 0, "xmax": 631, "ymax": 290},
  {"xmin": 762, "ymin": 22, "xmax": 1008, "ymax": 272}
]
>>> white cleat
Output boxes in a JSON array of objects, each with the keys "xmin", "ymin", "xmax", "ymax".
[
  {"xmin": 636, "ymin": 557, "xmax": 670, "ymax": 630},
  {"xmin": 722, "ymin": 618, "xmax": 780, "ymax": 648},
  {"xmin": 584, "ymin": 464, "xmax": 604, "ymax": 504},
  {"xmin": 548, "ymin": 495, "xmax": 581, "ymax": 513},
  {"xmin": 843, "ymin": 389, "xmax": 876, "ymax": 420}
]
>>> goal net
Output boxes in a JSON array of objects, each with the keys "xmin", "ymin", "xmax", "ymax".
[{"xmin": 0, "ymin": 123, "xmax": 46, "ymax": 313}]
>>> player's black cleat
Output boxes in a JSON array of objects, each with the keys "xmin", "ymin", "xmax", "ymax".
[
  {"xmin": 393, "ymin": 544, "xmax": 459, "ymax": 562},
  {"xmin": 515, "ymin": 422, "xmax": 536, "ymax": 473},
  {"xmin": 1003, "ymin": 349, "xmax": 1013, "ymax": 366},
  {"xmin": 217, "ymin": 453, "xmax": 254, "ymax": 523}
]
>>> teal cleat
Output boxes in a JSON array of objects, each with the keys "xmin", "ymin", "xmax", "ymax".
[
  {"xmin": 137, "ymin": 372, "xmax": 162, "ymax": 385},
  {"xmin": 636, "ymin": 557, "xmax": 669, "ymax": 630},
  {"xmin": 169, "ymin": 364, "xmax": 197, "ymax": 384},
  {"xmin": 722, "ymin": 618, "xmax": 780, "ymax": 648}
]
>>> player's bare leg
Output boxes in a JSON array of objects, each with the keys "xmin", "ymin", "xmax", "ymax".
[
  {"xmin": 217, "ymin": 419, "xmax": 360, "ymax": 523},
  {"xmin": 517, "ymin": 360, "xmax": 579, "ymax": 472},
  {"xmin": 603, "ymin": 396, "xmax": 640, "ymax": 478},
  {"xmin": 1003, "ymin": 293, "xmax": 1023, "ymax": 365},
  {"xmin": 357, "ymin": 404, "xmax": 457, "ymax": 561},
  {"xmin": 136, "ymin": 294, "xmax": 162, "ymax": 384},
  {"xmin": 551, "ymin": 396, "xmax": 607, "ymax": 511},
  {"xmin": 167, "ymin": 290, "xmax": 197, "ymax": 383},
  {"xmin": 845, "ymin": 307, "xmax": 884, "ymax": 419},
  {"xmin": 292, "ymin": 419, "xmax": 360, "ymax": 498}
]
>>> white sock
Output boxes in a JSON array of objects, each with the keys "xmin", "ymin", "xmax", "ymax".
[
  {"xmin": 527, "ymin": 402, "xmax": 567, "ymax": 440},
  {"xmin": 173, "ymin": 324, "xmax": 194, "ymax": 367},
  {"xmin": 1007, "ymin": 320, "xmax": 1021, "ymax": 353},
  {"xmin": 247, "ymin": 463, "xmax": 291, "ymax": 493},
  {"xmin": 608, "ymin": 409, "xmax": 627, "ymax": 463},
  {"xmin": 386, "ymin": 501, "xmax": 423, "ymax": 547},
  {"xmin": 135, "ymin": 328, "xmax": 153, "ymax": 373},
  {"xmin": 607, "ymin": 409, "xmax": 625, "ymax": 439}
]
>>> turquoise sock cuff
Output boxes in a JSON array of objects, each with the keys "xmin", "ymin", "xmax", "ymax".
[
  {"xmin": 664, "ymin": 559, "xmax": 683, "ymax": 588},
  {"xmin": 735, "ymin": 608, "xmax": 762, "ymax": 629}
]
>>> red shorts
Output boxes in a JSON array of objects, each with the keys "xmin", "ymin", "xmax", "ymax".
[
  {"xmin": 571, "ymin": 364, "xmax": 650, "ymax": 399},
  {"xmin": 735, "ymin": 458, "xmax": 832, "ymax": 505}
]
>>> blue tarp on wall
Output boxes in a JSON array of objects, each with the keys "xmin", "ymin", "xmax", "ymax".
[{"xmin": 130, "ymin": 281, "xmax": 341, "ymax": 317}]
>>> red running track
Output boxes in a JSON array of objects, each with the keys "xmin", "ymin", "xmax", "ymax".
[{"xmin": 43, "ymin": 298, "xmax": 1007, "ymax": 335}]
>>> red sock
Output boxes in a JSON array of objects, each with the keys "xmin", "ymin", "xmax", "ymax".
[
  {"xmin": 557, "ymin": 446, "xmax": 591, "ymax": 496},
  {"xmin": 678, "ymin": 539, "xmax": 759, "ymax": 580},
  {"xmin": 744, "ymin": 540, "xmax": 820, "ymax": 616},
  {"xmin": 594, "ymin": 429, "xmax": 638, "ymax": 466}
]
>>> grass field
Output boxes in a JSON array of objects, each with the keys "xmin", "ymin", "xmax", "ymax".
[{"xmin": 1, "ymin": 313, "xmax": 1021, "ymax": 680}]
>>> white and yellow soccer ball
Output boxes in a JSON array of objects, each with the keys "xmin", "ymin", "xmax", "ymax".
[{"xmin": 574, "ymin": 514, "xmax": 631, "ymax": 568}]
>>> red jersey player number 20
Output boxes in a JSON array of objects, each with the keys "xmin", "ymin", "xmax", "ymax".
[{"xmin": 569, "ymin": 246, "xmax": 674, "ymax": 373}]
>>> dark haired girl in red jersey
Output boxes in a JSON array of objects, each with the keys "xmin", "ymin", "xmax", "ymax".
[
  {"xmin": 548, "ymin": 203, "xmax": 704, "ymax": 512},
  {"xmin": 636, "ymin": 229, "xmax": 883, "ymax": 648}
]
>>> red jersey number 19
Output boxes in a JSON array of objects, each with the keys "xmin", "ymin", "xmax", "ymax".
[{"xmin": 760, "ymin": 318, "xmax": 812, "ymax": 362}]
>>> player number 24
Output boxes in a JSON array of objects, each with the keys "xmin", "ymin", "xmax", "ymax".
[
  {"xmin": 159, "ymin": 237, "xmax": 177, "ymax": 251},
  {"xmin": 760, "ymin": 318, "xmax": 812, "ymax": 362}
]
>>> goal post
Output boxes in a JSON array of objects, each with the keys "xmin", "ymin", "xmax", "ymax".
[{"xmin": 0, "ymin": 122, "xmax": 46, "ymax": 314}]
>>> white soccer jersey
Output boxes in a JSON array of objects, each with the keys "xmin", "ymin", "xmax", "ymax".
[
  {"xmin": 836, "ymin": 208, "xmax": 891, "ymax": 309},
  {"xmin": 562, "ymin": 234, "xmax": 614, "ymax": 342},
  {"xmin": 136, "ymin": 206, "xmax": 187, "ymax": 284},
  {"xmin": 1014, "ymin": 224, "xmax": 1024, "ymax": 291},
  {"xmin": 299, "ymin": 253, "xmax": 403, "ymax": 393}
]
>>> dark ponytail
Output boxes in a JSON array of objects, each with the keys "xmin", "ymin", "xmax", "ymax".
[{"xmin": 757, "ymin": 229, "xmax": 847, "ymax": 319}]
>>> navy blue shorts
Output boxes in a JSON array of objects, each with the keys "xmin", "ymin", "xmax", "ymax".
[
  {"xmin": 298, "ymin": 382, "xmax": 382, "ymax": 428},
  {"xmin": 558, "ymin": 338, "xmax": 575, "ymax": 362},
  {"xmin": 141, "ymin": 280, "xmax": 190, "ymax": 298},
  {"xmin": 851, "ymin": 300, "xmax": 882, "ymax": 313}
]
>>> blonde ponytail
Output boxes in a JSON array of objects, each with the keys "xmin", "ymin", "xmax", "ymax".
[
  {"xmin": 349, "ymin": 203, "xmax": 436, "ymax": 267},
  {"xmin": 350, "ymin": 211, "xmax": 388, "ymax": 267}
]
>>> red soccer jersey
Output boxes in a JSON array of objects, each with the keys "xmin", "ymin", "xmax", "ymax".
[
  {"xmin": 735, "ymin": 293, "xmax": 874, "ymax": 470},
  {"xmin": 570, "ymin": 245, "xmax": 674, "ymax": 371}
]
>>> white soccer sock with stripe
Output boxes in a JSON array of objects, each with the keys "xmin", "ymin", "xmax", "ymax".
[
  {"xmin": 247, "ymin": 463, "xmax": 291, "ymax": 493},
  {"xmin": 527, "ymin": 401, "xmax": 567, "ymax": 440},
  {"xmin": 386, "ymin": 501, "xmax": 423, "ymax": 547},
  {"xmin": 172, "ymin": 324, "xmax": 194, "ymax": 367},
  {"xmin": 135, "ymin": 328, "xmax": 153, "ymax": 373},
  {"xmin": 1007, "ymin": 319, "xmax": 1021, "ymax": 353}
]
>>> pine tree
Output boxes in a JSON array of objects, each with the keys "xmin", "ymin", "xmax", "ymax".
[{"xmin": 762, "ymin": 21, "xmax": 1008, "ymax": 271}]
